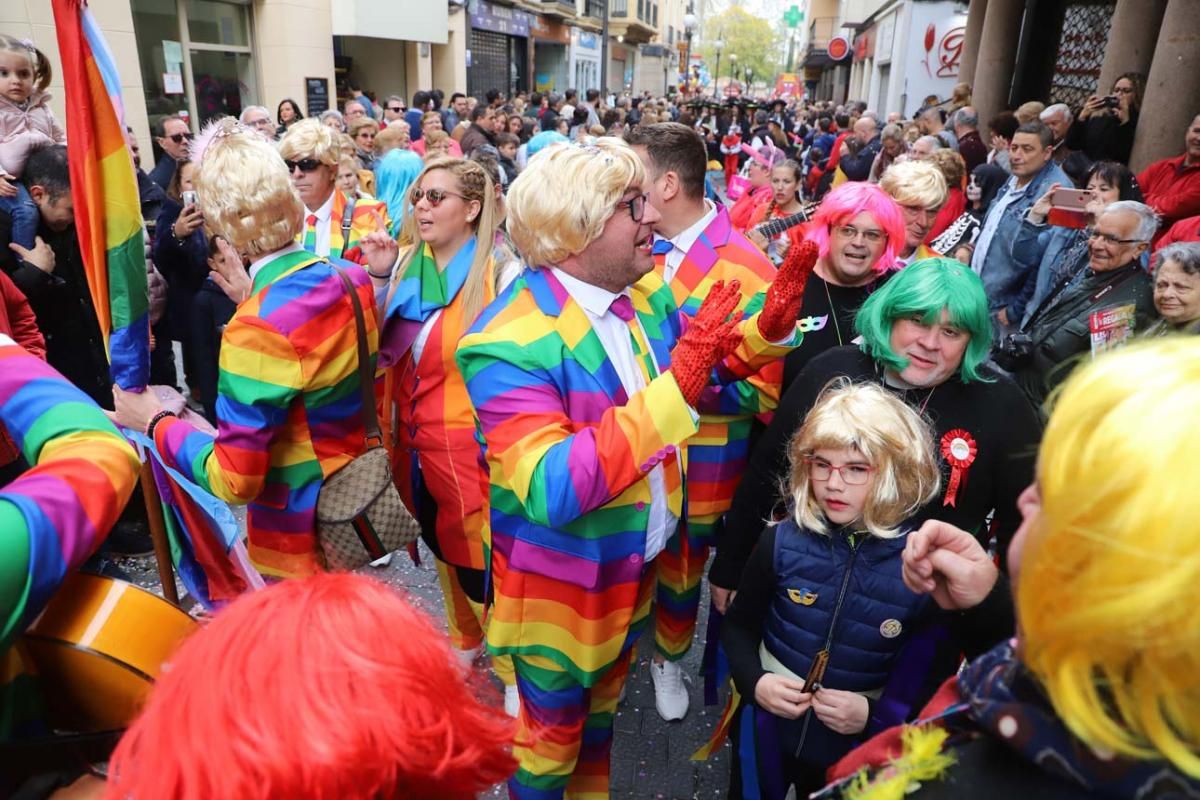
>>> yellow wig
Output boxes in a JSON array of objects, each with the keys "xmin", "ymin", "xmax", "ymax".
[
  {"xmin": 191, "ymin": 118, "xmax": 302, "ymax": 258},
  {"xmin": 1018, "ymin": 337, "xmax": 1200, "ymax": 777},
  {"xmin": 505, "ymin": 138, "xmax": 645, "ymax": 266},
  {"xmin": 786, "ymin": 380, "xmax": 940, "ymax": 539}
]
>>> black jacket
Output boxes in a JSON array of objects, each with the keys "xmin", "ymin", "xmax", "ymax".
[
  {"xmin": 711, "ymin": 347, "xmax": 1040, "ymax": 591},
  {"xmin": 838, "ymin": 135, "xmax": 882, "ymax": 182},
  {"xmin": 153, "ymin": 200, "xmax": 210, "ymax": 343},
  {"xmin": 0, "ymin": 210, "xmax": 112, "ymax": 407},
  {"xmin": 1014, "ymin": 261, "xmax": 1154, "ymax": 413}
]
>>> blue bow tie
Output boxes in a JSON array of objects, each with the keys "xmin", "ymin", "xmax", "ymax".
[{"xmin": 651, "ymin": 239, "xmax": 674, "ymax": 256}]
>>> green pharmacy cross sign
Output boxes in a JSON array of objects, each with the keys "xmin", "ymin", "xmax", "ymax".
[{"xmin": 783, "ymin": 5, "xmax": 804, "ymax": 28}]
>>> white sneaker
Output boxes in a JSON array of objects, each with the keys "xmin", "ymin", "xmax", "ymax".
[
  {"xmin": 650, "ymin": 659, "xmax": 690, "ymax": 721},
  {"xmin": 504, "ymin": 683, "xmax": 520, "ymax": 718}
]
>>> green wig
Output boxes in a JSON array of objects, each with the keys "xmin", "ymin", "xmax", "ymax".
[{"xmin": 855, "ymin": 257, "xmax": 995, "ymax": 383}]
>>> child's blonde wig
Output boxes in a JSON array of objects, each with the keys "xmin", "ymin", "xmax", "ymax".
[{"xmin": 786, "ymin": 380, "xmax": 940, "ymax": 538}]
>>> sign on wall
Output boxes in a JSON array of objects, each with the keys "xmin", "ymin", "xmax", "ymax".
[
  {"xmin": 901, "ymin": 1, "xmax": 967, "ymax": 116},
  {"xmin": 305, "ymin": 77, "xmax": 329, "ymax": 116}
]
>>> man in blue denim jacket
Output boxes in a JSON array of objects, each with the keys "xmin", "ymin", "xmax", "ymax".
[{"xmin": 969, "ymin": 122, "xmax": 1070, "ymax": 335}]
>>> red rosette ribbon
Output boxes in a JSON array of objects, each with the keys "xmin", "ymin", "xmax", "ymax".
[{"xmin": 940, "ymin": 429, "xmax": 977, "ymax": 508}]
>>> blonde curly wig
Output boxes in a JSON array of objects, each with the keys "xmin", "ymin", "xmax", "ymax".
[
  {"xmin": 191, "ymin": 118, "xmax": 303, "ymax": 257},
  {"xmin": 505, "ymin": 138, "xmax": 645, "ymax": 266},
  {"xmin": 279, "ymin": 117, "xmax": 341, "ymax": 167}
]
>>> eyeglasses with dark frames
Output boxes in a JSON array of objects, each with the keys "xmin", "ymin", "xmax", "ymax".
[
  {"xmin": 1086, "ymin": 227, "xmax": 1144, "ymax": 246},
  {"xmin": 619, "ymin": 192, "xmax": 648, "ymax": 223}
]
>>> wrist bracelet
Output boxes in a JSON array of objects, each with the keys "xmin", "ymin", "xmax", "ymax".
[
  {"xmin": 146, "ymin": 409, "xmax": 176, "ymax": 439},
  {"xmin": 366, "ymin": 267, "xmax": 392, "ymax": 279}
]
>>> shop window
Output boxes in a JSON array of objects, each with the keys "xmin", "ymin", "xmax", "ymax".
[{"xmin": 132, "ymin": 0, "xmax": 258, "ymax": 147}]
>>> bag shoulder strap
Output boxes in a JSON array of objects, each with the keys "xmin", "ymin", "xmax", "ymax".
[
  {"xmin": 332, "ymin": 265, "xmax": 381, "ymax": 445},
  {"xmin": 340, "ymin": 194, "xmax": 357, "ymax": 245}
]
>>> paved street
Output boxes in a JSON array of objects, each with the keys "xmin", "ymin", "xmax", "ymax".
[{"xmin": 121, "ymin": 538, "xmax": 732, "ymax": 799}]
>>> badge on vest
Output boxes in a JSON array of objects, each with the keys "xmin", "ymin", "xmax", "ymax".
[
  {"xmin": 879, "ymin": 618, "xmax": 903, "ymax": 638},
  {"xmin": 787, "ymin": 588, "xmax": 819, "ymax": 606}
]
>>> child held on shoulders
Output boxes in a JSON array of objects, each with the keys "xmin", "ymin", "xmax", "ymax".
[
  {"xmin": 721, "ymin": 381, "xmax": 941, "ymax": 797},
  {"xmin": 0, "ymin": 35, "xmax": 66, "ymax": 250}
]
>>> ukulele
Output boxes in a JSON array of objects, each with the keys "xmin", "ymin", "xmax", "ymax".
[{"xmin": 751, "ymin": 200, "xmax": 819, "ymax": 240}]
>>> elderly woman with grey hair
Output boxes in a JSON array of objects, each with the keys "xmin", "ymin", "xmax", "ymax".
[
  {"xmin": 1003, "ymin": 200, "xmax": 1158, "ymax": 415},
  {"xmin": 1145, "ymin": 242, "xmax": 1200, "ymax": 336},
  {"xmin": 869, "ymin": 123, "xmax": 908, "ymax": 182},
  {"xmin": 318, "ymin": 108, "xmax": 346, "ymax": 134}
]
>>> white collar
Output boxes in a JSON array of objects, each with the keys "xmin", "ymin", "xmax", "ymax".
[
  {"xmin": 308, "ymin": 190, "xmax": 336, "ymax": 221},
  {"xmin": 249, "ymin": 242, "xmax": 307, "ymax": 282},
  {"xmin": 666, "ymin": 199, "xmax": 719, "ymax": 256},
  {"xmin": 550, "ymin": 266, "xmax": 626, "ymax": 318}
]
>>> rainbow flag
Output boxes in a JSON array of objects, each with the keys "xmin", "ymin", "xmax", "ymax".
[{"xmin": 52, "ymin": 0, "xmax": 149, "ymax": 390}]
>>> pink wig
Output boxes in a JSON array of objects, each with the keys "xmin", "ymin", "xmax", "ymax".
[
  {"xmin": 105, "ymin": 574, "xmax": 517, "ymax": 800},
  {"xmin": 805, "ymin": 181, "xmax": 907, "ymax": 273}
]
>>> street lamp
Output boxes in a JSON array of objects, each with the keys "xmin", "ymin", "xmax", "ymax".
[
  {"xmin": 683, "ymin": 9, "xmax": 698, "ymax": 94},
  {"xmin": 744, "ymin": 66, "xmax": 754, "ymax": 96},
  {"xmin": 713, "ymin": 37, "xmax": 724, "ymax": 98},
  {"xmin": 729, "ymin": 52, "xmax": 737, "ymax": 94}
]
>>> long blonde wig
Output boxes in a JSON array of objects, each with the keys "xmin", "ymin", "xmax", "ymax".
[
  {"xmin": 393, "ymin": 157, "xmax": 500, "ymax": 325},
  {"xmin": 505, "ymin": 138, "xmax": 645, "ymax": 266},
  {"xmin": 191, "ymin": 118, "xmax": 302, "ymax": 257},
  {"xmin": 1018, "ymin": 337, "xmax": 1200, "ymax": 777},
  {"xmin": 786, "ymin": 380, "xmax": 940, "ymax": 538}
]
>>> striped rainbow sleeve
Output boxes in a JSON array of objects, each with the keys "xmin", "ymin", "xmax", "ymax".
[
  {"xmin": 154, "ymin": 310, "xmax": 303, "ymax": 504},
  {"xmin": 0, "ymin": 339, "xmax": 140, "ymax": 652},
  {"xmin": 457, "ymin": 331, "xmax": 699, "ymax": 531}
]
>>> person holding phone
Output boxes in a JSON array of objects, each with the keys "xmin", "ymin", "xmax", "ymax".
[
  {"xmin": 153, "ymin": 158, "xmax": 209, "ymax": 395},
  {"xmin": 1069, "ymin": 72, "xmax": 1143, "ymax": 165},
  {"xmin": 1011, "ymin": 160, "xmax": 1144, "ymax": 327}
]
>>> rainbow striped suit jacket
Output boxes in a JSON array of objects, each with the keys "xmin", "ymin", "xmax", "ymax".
[
  {"xmin": 456, "ymin": 267, "xmax": 794, "ymax": 684},
  {"xmin": 659, "ymin": 205, "xmax": 789, "ymax": 537},
  {"xmin": 298, "ymin": 191, "xmax": 393, "ymax": 264},
  {"xmin": 154, "ymin": 248, "xmax": 379, "ymax": 579},
  {"xmin": 0, "ymin": 338, "xmax": 140, "ymax": 738}
]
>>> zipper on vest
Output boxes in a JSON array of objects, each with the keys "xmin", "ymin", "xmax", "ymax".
[{"xmin": 794, "ymin": 533, "xmax": 861, "ymax": 758}]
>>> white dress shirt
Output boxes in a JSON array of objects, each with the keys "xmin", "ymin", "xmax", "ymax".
[
  {"xmin": 658, "ymin": 200, "xmax": 719, "ymax": 284},
  {"xmin": 305, "ymin": 190, "xmax": 337, "ymax": 258},
  {"xmin": 550, "ymin": 267, "xmax": 684, "ymax": 560}
]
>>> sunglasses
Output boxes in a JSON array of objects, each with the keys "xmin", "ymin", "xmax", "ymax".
[
  {"xmin": 389, "ymin": 105, "xmax": 406, "ymax": 112},
  {"xmin": 410, "ymin": 187, "xmax": 466, "ymax": 207},
  {"xmin": 284, "ymin": 158, "xmax": 323, "ymax": 173},
  {"xmin": 165, "ymin": 132, "xmax": 194, "ymax": 144}
]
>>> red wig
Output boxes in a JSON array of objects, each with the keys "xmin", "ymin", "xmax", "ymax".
[
  {"xmin": 104, "ymin": 574, "xmax": 516, "ymax": 799},
  {"xmin": 804, "ymin": 181, "xmax": 907, "ymax": 273}
]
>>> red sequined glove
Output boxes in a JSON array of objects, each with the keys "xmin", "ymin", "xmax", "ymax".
[
  {"xmin": 757, "ymin": 239, "xmax": 820, "ymax": 341},
  {"xmin": 669, "ymin": 279, "xmax": 744, "ymax": 407}
]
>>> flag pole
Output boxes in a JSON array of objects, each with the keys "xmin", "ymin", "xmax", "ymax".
[{"xmin": 138, "ymin": 461, "xmax": 179, "ymax": 606}]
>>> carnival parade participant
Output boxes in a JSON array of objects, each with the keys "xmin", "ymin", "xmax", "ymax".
[
  {"xmin": 0, "ymin": 338, "xmax": 138, "ymax": 800},
  {"xmin": 746, "ymin": 159, "xmax": 810, "ymax": 264},
  {"xmin": 712, "ymin": 259, "xmax": 1039, "ymax": 613},
  {"xmin": 722, "ymin": 382, "xmax": 941, "ymax": 797},
  {"xmin": 730, "ymin": 144, "xmax": 780, "ymax": 231},
  {"xmin": 278, "ymin": 118, "xmax": 392, "ymax": 265},
  {"xmin": 368, "ymin": 157, "xmax": 520, "ymax": 714},
  {"xmin": 626, "ymin": 122, "xmax": 814, "ymax": 722},
  {"xmin": 878, "ymin": 159, "xmax": 948, "ymax": 266},
  {"xmin": 824, "ymin": 338, "xmax": 1200, "ymax": 798},
  {"xmin": 778, "ymin": 182, "xmax": 906, "ymax": 390},
  {"xmin": 111, "ymin": 119, "xmax": 382, "ymax": 578},
  {"xmin": 455, "ymin": 137, "xmax": 811, "ymax": 798},
  {"xmin": 104, "ymin": 573, "xmax": 518, "ymax": 799}
]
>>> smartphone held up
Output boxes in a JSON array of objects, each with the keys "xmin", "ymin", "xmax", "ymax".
[{"xmin": 1048, "ymin": 187, "xmax": 1092, "ymax": 229}]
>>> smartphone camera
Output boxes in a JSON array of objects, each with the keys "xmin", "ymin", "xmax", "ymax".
[
  {"xmin": 1100, "ymin": 95, "xmax": 1120, "ymax": 110},
  {"xmin": 181, "ymin": 190, "xmax": 198, "ymax": 207}
]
